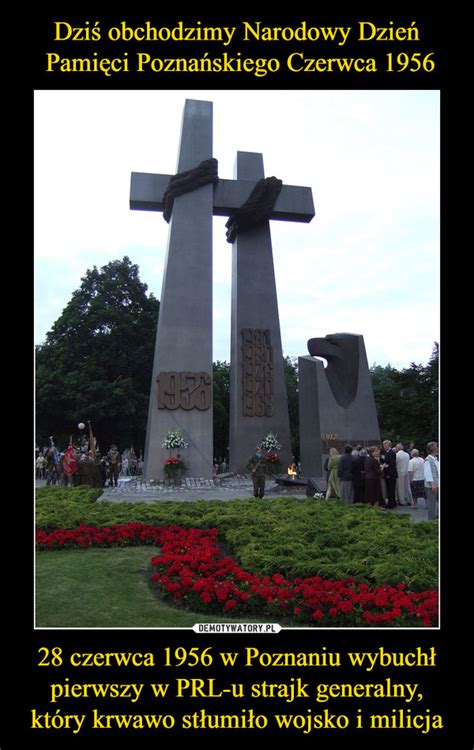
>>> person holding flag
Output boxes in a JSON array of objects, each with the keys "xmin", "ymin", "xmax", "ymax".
[{"xmin": 45, "ymin": 436, "xmax": 59, "ymax": 486}]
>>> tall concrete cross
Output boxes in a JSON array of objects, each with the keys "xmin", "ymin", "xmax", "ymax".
[
  {"xmin": 131, "ymin": 99, "xmax": 314, "ymax": 480},
  {"xmin": 228, "ymin": 151, "xmax": 315, "ymax": 473}
]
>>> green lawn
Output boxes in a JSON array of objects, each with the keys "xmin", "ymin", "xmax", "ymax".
[{"xmin": 36, "ymin": 546, "xmax": 257, "ymax": 628}]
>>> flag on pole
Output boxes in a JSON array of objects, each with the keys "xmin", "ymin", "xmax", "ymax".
[
  {"xmin": 48, "ymin": 436, "xmax": 59, "ymax": 464},
  {"xmin": 63, "ymin": 438, "xmax": 78, "ymax": 477},
  {"xmin": 88, "ymin": 420, "xmax": 96, "ymax": 460}
]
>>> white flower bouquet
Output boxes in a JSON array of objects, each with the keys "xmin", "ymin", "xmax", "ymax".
[
  {"xmin": 161, "ymin": 429, "xmax": 189, "ymax": 451},
  {"xmin": 260, "ymin": 432, "xmax": 282, "ymax": 451}
]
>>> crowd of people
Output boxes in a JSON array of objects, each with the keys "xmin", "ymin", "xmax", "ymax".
[
  {"xmin": 36, "ymin": 435, "xmax": 439, "ymax": 521},
  {"xmin": 35, "ymin": 442, "xmax": 144, "ymax": 488},
  {"xmin": 323, "ymin": 440, "xmax": 439, "ymax": 520}
]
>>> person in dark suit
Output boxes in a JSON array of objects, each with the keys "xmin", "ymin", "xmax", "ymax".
[
  {"xmin": 352, "ymin": 448, "xmax": 367, "ymax": 503},
  {"xmin": 338, "ymin": 444, "xmax": 355, "ymax": 502},
  {"xmin": 364, "ymin": 446, "xmax": 384, "ymax": 506},
  {"xmin": 380, "ymin": 439, "xmax": 397, "ymax": 509}
]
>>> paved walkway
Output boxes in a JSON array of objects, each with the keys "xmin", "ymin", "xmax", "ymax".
[
  {"xmin": 36, "ymin": 475, "xmax": 432, "ymax": 520},
  {"xmin": 97, "ymin": 474, "xmax": 305, "ymax": 503}
]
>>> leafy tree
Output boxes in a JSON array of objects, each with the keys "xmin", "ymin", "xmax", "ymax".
[
  {"xmin": 284, "ymin": 356, "xmax": 299, "ymax": 459},
  {"xmin": 370, "ymin": 363, "xmax": 402, "ymax": 441},
  {"xmin": 425, "ymin": 342, "xmax": 439, "ymax": 439},
  {"xmin": 36, "ymin": 257, "xmax": 159, "ymax": 452},
  {"xmin": 370, "ymin": 343, "xmax": 439, "ymax": 451}
]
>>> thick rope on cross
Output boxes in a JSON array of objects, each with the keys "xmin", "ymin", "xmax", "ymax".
[
  {"xmin": 162, "ymin": 158, "xmax": 219, "ymax": 222},
  {"xmin": 225, "ymin": 176, "xmax": 283, "ymax": 243}
]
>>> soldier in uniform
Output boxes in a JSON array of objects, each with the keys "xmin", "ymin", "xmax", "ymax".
[
  {"xmin": 247, "ymin": 445, "xmax": 267, "ymax": 499},
  {"xmin": 107, "ymin": 444, "xmax": 122, "ymax": 487}
]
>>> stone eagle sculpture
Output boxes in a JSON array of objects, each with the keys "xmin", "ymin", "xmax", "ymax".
[{"xmin": 307, "ymin": 333, "xmax": 360, "ymax": 409}]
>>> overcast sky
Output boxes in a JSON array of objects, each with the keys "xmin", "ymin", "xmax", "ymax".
[{"xmin": 35, "ymin": 89, "xmax": 439, "ymax": 369}]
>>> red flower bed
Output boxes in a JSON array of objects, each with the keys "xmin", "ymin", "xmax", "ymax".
[{"xmin": 36, "ymin": 523, "xmax": 438, "ymax": 627}]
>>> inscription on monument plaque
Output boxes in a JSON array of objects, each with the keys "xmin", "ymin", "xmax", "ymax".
[
  {"xmin": 241, "ymin": 328, "xmax": 274, "ymax": 417},
  {"xmin": 320, "ymin": 437, "xmax": 380, "ymax": 453},
  {"xmin": 157, "ymin": 372, "xmax": 211, "ymax": 411}
]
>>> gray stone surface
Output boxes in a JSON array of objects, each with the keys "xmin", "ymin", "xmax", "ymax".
[
  {"xmin": 299, "ymin": 333, "xmax": 381, "ymax": 476},
  {"xmin": 229, "ymin": 152, "xmax": 301, "ymax": 474},
  {"xmin": 131, "ymin": 100, "xmax": 214, "ymax": 480}
]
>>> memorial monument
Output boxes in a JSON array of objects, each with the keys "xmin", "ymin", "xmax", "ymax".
[
  {"xmin": 131, "ymin": 99, "xmax": 315, "ymax": 480},
  {"xmin": 298, "ymin": 333, "xmax": 381, "ymax": 479}
]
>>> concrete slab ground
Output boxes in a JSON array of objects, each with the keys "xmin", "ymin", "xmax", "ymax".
[{"xmin": 96, "ymin": 475, "xmax": 304, "ymax": 503}]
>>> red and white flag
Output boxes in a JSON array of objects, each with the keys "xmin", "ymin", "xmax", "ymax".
[{"xmin": 63, "ymin": 441, "xmax": 78, "ymax": 476}]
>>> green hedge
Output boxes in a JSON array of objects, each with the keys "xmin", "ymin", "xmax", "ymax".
[
  {"xmin": 36, "ymin": 486, "xmax": 103, "ymax": 505},
  {"xmin": 35, "ymin": 489, "xmax": 438, "ymax": 590}
]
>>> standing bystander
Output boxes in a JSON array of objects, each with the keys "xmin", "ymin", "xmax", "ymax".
[
  {"xmin": 424, "ymin": 442, "xmax": 439, "ymax": 521},
  {"xmin": 408, "ymin": 449, "xmax": 426, "ymax": 508},
  {"xmin": 352, "ymin": 448, "xmax": 368, "ymax": 503},
  {"xmin": 338, "ymin": 444, "xmax": 355, "ymax": 503},
  {"xmin": 395, "ymin": 443, "xmax": 412, "ymax": 505},
  {"xmin": 380, "ymin": 440, "xmax": 397, "ymax": 509},
  {"xmin": 36, "ymin": 453, "xmax": 46, "ymax": 479},
  {"xmin": 364, "ymin": 446, "xmax": 384, "ymax": 507}
]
